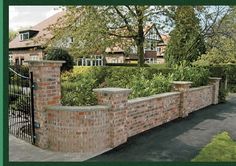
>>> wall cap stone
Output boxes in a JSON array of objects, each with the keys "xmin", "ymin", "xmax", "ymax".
[
  {"xmin": 128, "ymin": 92, "xmax": 181, "ymax": 104},
  {"xmin": 46, "ymin": 105, "xmax": 110, "ymax": 112},
  {"xmin": 172, "ymin": 81, "xmax": 193, "ymax": 85},
  {"xmin": 189, "ymin": 85, "xmax": 212, "ymax": 92},
  {"xmin": 209, "ymin": 77, "xmax": 222, "ymax": 80},
  {"xmin": 93, "ymin": 87, "xmax": 132, "ymax": 94}
]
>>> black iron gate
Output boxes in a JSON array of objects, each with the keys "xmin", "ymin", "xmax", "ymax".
[{"xmin": 8, "ymin": 66, "xmax": 35, "ymax": 144}]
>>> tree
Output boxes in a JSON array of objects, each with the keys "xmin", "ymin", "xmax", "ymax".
[
  {"xmin": 45, "ymin": 6, "xmax": 171, "ymax": 67},
  {"xmin": 9, "ymin": 29, "xmax": 17, "ymax": 41},
  {"xmin": 44, "ymin": 48, "xmax": 74, "ymax": 72},
  {"xmin": 194, "ymin": 7, "xmax": 236, "ymax": 65},
  {"xmin": 165, "ymin": 6, "xmax": 206, "ymax": 66}
]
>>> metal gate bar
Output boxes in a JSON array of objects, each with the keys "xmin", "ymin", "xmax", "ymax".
[{"xmin": 8, "ymin": 66, "xmax": 35, "ymax": 144}]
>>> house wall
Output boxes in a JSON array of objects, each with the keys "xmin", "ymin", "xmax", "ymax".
[
  {"xmin": 10, "ymin": 48, "xmax": 44, "ymax": 65},
  {"xmin": 105, "ymin": 54, "xmax": 126, "ymax": 63}
]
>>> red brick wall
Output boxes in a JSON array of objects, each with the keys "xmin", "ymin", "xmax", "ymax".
[
  {"xmin": 186, "ymin": 86, "xmax": 213, "ymax": 114},
  {"xmin": 46, "ymin": 106, "xmax": 110, "ymax": 153},
  {"xmin": 126, "ymin": 92, "xmax": 180, "ymax": 137}
]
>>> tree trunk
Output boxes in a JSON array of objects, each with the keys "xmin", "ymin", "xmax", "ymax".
[
  {"xmin": 136, "ymin": 38, "xmax": 145, "ymax": 67},
  {"xmin": 136, "ymin": 9, "xmax": 145, "ymax": 67}
]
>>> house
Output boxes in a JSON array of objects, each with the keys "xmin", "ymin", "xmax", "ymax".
[
  {"xmin": 9, "ymin": 11, "xmax": 169, "ymax": 66},
  {"xmin": 102, "ymin": 23, "xmax": 169, "ymax": 65},
  {"xmin": 9, "ymin": 11, "xmax": 66, "ymax": 65}
]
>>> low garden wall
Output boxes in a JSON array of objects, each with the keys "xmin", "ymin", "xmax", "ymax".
[{"xmin": 26, "ymin": 61, "xmax": 221, "ymax": 157}]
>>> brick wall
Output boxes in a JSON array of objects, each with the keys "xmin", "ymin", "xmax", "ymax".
[
  {"xmin": 126, "ymin": 92, "xmax": 180, "ymax": 137},
  {"xmin": 186, "ymin": 86, "xmax": 213, "ymax": 114},
  {"xmin": 46, "ymin": 106, "xmax": 110, "ymax": 153},
  {"xmin": 26, "ymin": 60, "xmax": 221, "ymax": 156}
]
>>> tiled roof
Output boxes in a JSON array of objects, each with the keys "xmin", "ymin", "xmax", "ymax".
[{"xmin": 9, "ymin": 11, "xmax": 66, "ymax": 49}]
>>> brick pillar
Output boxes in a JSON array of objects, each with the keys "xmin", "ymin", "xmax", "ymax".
[
  {"xmin": 172, "ymin": 81, "xmax": 192, "ymax": 118},
  {"xmin": 209, "ymin": 77, "xmax": 221, "ymax": 104},
  {"xmin": 93, "ymin": 88, "xmax": 131, "ymax": 148},
  {"xmin": 26, "ymin": 60, "xmax": 64, "ymax": 148}
]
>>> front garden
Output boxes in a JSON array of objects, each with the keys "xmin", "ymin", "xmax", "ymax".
[{"xmin": 60, "ymin": 64, "xmax": 236, "ymax": 106}]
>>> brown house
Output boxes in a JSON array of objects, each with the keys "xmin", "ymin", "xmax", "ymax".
[
  {"xmin": 9, "ymin": 11, "xmax": 169, "ymax": 66},
  {"xmin": 105, "ymin": 24, "xmax": 170, "ymax": 65},
  {"xmin": 9, "ymin": 11, "xmax": 66, "ymax": 65}
]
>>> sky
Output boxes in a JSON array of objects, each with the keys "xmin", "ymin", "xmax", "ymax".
[{"xmin": 9, "ymin": 6, "xmax": 62, "ymax": 31}]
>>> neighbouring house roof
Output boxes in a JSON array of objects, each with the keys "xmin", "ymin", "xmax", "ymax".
[
  {"xmin": 9, "ymin": 11, "xmax": 66, "ymax": 50},
  {"xmin": 159, "ymin": 34, "xmax": 170, "ymax": 45}
]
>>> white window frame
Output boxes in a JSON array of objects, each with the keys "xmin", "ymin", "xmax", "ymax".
[{"xmin": 19, "ymin": 32, "xmax": 30, "ymax": 41}]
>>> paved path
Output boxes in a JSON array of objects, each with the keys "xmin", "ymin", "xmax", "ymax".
[{"xmin": 9, "ymin": 94, "xmax": 236, "ymax": 161}]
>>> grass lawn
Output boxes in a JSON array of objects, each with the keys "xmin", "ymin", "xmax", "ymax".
[{"xmin": 192, "ymin": 132, "xmax": 236, "ymax": 162}]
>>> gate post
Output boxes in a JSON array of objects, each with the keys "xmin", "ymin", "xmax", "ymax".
[{"xmin": 26, "ymin": 60, "xmax": 65, "ymax": 149}]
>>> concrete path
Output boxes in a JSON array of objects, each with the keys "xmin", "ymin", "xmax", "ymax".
[{"xmin": 9, "ymin": 94, "xmax": 236, "ymax": 161}]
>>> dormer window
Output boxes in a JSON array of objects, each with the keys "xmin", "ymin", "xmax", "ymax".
[
  {"xmin": 18, "ymin": 29, "xmax": 39, "ymax": 41},
  {"xmin": 19, "ymin": 32, "xmax": 29, "ymax": 41}
]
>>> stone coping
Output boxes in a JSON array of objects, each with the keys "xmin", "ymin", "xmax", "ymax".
[
  {"xmin": 46, "ymin": 105, "xmax": 110, "ymax": 112},
  {"xmin": 93, "ymin": 87, "xmax": 132, "ymax": 94},
  {"xmin": 189, "ymin": 85, "xmax": 212, "ymax": 91},
  {"xmin": 128, "ymin": 92, "xmax": 181, "ymax": 104},
  {"xmin": 25, "ymin": 60, "xmax": 66, "ymax": 64},
  {"xmin": 172, "ymin": 81, "xmax": 193, "ymax": 84},
  {"xmin": 209, "ymin": 77, "xmax": 222, "ymax": 80}
]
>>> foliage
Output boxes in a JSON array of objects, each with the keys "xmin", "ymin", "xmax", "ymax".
[
  {"xmin": 172, "ymin": 61, "xmax": 210, "ymax": 87},
  {"xmin": 9, "ymin": 65, "xmax": 29, "ymax": 87},
  {"xmin": 128, "ymin": 71, "xmax": 173, "ymax": 99},
  {"xmin": 10, "ymin": 95, "xmax": 30, "ymax": 116},
  {"xmin": 44, "ymin": 47, "xmax": 74, "ymax": 72},
  {"xmin": 61, "ymin": 65, "xmax": 211, "ymax": 106},
  {"xmin": 165, "ymin": 6, "xmax": 206, "ymax": 66},
  {"xmin": 9, "ymin": 85, "xmax": 22, "ymax": 104},
  {"xmin": 195, "ymin": 7, "xmax": 236, "ymax": 66},
  {"xmin": 192, "ymin": 132, "xmax": 236, "ymax": 162},
  {"xmin": 9, "ymin": 29, "xmax": 17, "ymax": 41},
  {"xmin": 46, "ymin": 6, "xmax": 175, "ymax": 67}
]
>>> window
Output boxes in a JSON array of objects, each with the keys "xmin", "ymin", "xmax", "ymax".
[
  {"xmin": 20, "ymin": 58, "xmax": 24, "ymax": 65},
  {"xmin": 157, "ymin": 47, "xmax": 161, "ymax": 53},
  {"xmin": 19, "ymin": 32, "xmax": 29, "ymax": 41},
  {"xmin": 30, "ymin": 54, "xmax": 39, "ymax": 60},
  {"xmin": 9, "ymin": 54, "xmax": 13, "ymax": 65},
  {"xmin": 68, "ymin": 37, "xmax": 74, "ymax": 43},
  {"xmin": 15, "ymin": 58, "xmax": 19, "ymax": 65}
]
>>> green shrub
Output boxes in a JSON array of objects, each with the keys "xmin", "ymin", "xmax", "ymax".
[
  {"xmin": 61, "ymin": 75, "xmax": 98, "ymax": 106},
  {"xmin": 61, "ymin": 65, "xmax": 212, "ymax": 106},
  {"xmin": 128, "ymin": 71, "xmax": 173, "ymax": 99},
  {"xmin": 10, "ymin": 95, "xmax": 30, "ymax": 116},
  {"xmin": 172, "ymin": 62, "xmax": 210, "ymax": 87},
  {"xmin": 44, "ymin": 48, "xmax": 74, "ymax": 72}
]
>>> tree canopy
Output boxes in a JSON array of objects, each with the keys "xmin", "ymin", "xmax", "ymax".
[
  {"xmin": 164, "ymin": 6, "xmax": 206, "ymax": 66},
  {"xmin": 46, "ymin": 6, "xmax": 173, "ymax": 66},
  {"xmin": 194, "ymin": 6, "xmax": 236, "ymax": 65}
]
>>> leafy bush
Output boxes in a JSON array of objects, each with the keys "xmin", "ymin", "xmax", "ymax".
[
  {"xmin": 9, "ymin": 65, "xmax": 30, "ymax": 87},
  {"xmin": 61, "ymin": 65, "xmax": 211, "ymax": 106},
  {"xmin": 61, "ymin": 74, "xmax": 98, "ymax": 106},
  {"xmin": 10, "ymin": 95, "xmax": 30, "ymax": 116},
  {"xmin": 9, "ymin": 85, "xmax": 22, "ymax": 104},
  {"xmin": 172, "ymin": 62, "xmax": 210, "ymax": 87},
  {"xmin": 128, "ymin": 71, "xmax": 173, "ymax": 99},
  {"xmin": 44, "ymin": 48, "xmax": 74, "ymax": 72}
]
